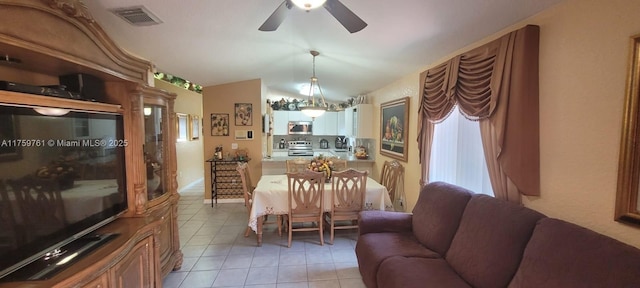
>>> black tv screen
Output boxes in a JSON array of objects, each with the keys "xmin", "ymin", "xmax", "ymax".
[{"xmin": 0, "ymin": 104, "xmax": 128, "ymax": 279}]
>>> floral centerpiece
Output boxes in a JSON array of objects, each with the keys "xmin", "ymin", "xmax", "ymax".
[{"xmin": 307, "ymin": 154, "xmax": 334, "ymax": 183}]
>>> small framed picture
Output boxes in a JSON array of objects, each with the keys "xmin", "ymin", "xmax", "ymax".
[
  {"xmin": 176, "ymin": 113, "xmax": 189, "ymax": 142},
  {"xmin": 190, "ymin": 115, "xmax": 200, "ymax": 140},
  {"xmin": 211, "ymin": 113, "xmax": 229, "ymax": 136},
  {"xmin": 235, "ymin": 103, "xmax": 252, "ymax": 126}
]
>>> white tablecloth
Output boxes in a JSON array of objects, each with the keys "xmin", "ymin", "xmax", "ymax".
[{"xmin": 249, "ymin": 174, "xmax": 394, "ymax": 231}]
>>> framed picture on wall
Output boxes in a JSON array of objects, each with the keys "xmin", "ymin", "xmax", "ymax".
[
  {"xmin": 176, "ymin": 113, "xmax": 188, "ymax": 142},
  {"xmin": 235, "ymin": 103, "xmax": 252, "ymax": 126},
  {"xmin": 211, "ymin": 113, "xmax": 229, "ymax": 136},
  {"xmin": 190, "ymin": 115, "xmax": 200, "ymax": 140},
  {"xmin": 380, "ymin": 97, "xmax": 410, "ymax": 162}
]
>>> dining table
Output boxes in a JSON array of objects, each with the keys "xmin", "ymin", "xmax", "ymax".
[{"xmin": 249, "ymin": 174, "xmax": 394, "ymax": 246}]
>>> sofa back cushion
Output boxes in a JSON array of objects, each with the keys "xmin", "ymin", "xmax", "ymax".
[
  {"xmin": 508, "ymin": 218, "xmax": 640, "ymax": 288},
  {"xmin": 412, "ymin": 182, "xmax": 474, "ymax": 255},
  {"xmin": 445, "ymin": 194, "xmax": 546, "ymax": 288}
]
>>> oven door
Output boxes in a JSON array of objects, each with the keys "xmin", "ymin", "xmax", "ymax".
[{"xmin": 288, "ymin": 121, "xmax": 313, "ymax": 135}]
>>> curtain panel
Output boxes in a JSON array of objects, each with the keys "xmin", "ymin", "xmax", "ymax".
[{"xmin": 417, "ymin": 25, "xmax": 540, "ymax": 199}]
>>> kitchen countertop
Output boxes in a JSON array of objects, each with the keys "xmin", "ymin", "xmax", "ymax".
[{"xmin": 263, "ymin": 149, "xmax": 374, "ymax": 163}]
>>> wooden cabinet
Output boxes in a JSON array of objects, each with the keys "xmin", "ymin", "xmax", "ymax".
[
  {"xmin": 81, "ymin": 274, "xmax": 108, "ymax": 288},
  {"xmin": 110, "ymin": 236, "xmax": 153, "ymax": 288},
  {"xmin": 0, "ymin": 1, "xmax": 180, "ymax": 287}
]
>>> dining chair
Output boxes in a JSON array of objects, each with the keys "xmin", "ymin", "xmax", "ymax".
[
  {"xmin": 7, "ymin": 175, "xmax": 67, "ymax": 242},
  {"xmin": 286, "ymin": 159, "xmax": 309, "ymax": 173},
  {"xmin": 380, "ymin": 160, "xmax": 404, "ymax": 204},
  {"xmin": 286, "ymin": 170, "xmax": 325, "ymax": 248},
  {"xmin": 236, "ymin": 162, "xmax": 282, "ymax": 237},
  {"xmin": 327, "ymin": 158, "xmax": 348, "ymax": 172},
  {"xmin": 0, "ymin": 180, "xmax": 20, "ymax": 249},
  {"xmin": 325, "ymin": 168, "xmax": 368, "ymax": 244}
]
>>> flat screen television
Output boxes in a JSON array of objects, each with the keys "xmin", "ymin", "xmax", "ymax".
[{"xmin": 0, "ymin": 103, "xmax": 128, "ymax": 280}]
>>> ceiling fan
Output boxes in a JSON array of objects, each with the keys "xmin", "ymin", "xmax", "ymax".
[{"xmin": 259, "ymin": 0, "xmax": 367, "ymax": 33}]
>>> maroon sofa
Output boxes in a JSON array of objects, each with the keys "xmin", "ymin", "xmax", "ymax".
[{"xmin": 355, "ymin": 182, "xmax": 640, "ymax": 288}]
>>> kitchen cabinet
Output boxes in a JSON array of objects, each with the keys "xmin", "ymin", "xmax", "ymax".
[
  {"xmin": 313, "ymin": 111, "xmax": 338, "ymax": 135},
  {"xmin": 273, "ymin": 111, "xmax": 289, "ymax": 135},
  {"xmin": 325, "ymin": 112, "xmax": 338, "ymax": 135},
  {"xmin": 288, "ymin": 111, "xmax": 312, "ymax": 122},
  {"xmin": 337, "ymin": 110, "xmax": 346, "ymax": 136},
  {"xmin": 345, "ymin": 104, "xmax": 374, "ymax": 138}
]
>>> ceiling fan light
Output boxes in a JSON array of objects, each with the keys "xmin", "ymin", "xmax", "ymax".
[{"xmin": 291, "ymin": 0, "xmax": 327, "ymax": 10}]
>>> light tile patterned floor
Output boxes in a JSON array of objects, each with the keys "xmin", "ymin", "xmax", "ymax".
[{"xmin": 164, "ymin": 180, "xmax": 366, "ymax": 288}]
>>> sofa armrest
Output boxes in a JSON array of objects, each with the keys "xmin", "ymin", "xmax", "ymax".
[{"xmin": 358, "ymin": 210, "xmax": 413, "ymax": 235}]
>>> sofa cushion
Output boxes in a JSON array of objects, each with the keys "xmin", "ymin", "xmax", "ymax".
[
  {"xmin": 377, "ymin": 256, "xmax": 472, "ymax": 288},
  {"xmin": 508, "ymin": 218, "xmax": 640, "ymax": 288},
  {"xmin": 356, "ymin": 232, "xmax": 441, "ymax": 288},
  {"xmin": 359, "ymin": 210, "xmax": 413, "ymax": 235},
  {"xmin": 445, "ymin": 194, "xmax": 546, "ymax": 288},
  {"xmin": 411, "ymin": 182, "xmax": 474, "ymax": 255}
]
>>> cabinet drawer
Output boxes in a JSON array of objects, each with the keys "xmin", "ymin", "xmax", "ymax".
[{"xmin": 81, "ymin": 273, "xmax": 109, "ymax": 288}]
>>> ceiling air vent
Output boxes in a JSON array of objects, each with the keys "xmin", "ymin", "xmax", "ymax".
[{"xmin": 110, "ymin": 6, "xmax": 163, "ymax": 26}]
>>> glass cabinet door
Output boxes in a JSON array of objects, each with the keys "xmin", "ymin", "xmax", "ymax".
[{"xmin": 144, "ymin": 104, "xmax": 166, "ymax": 200}]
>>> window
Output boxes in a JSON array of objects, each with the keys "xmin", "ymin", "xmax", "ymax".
[{"xmin": 429, "ymin": 107, "xmax": 493, "ymax": 196}]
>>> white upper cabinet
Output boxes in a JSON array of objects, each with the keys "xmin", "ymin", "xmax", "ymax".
[
  {"xmin": 312, "ymin": 112, "xmax": 338, "ymax": 135},
  {"xmin": 337, "ymin": 110, "xmax": 346, "ymax": 136},
  {"xmin": 345, "ymin": 104, "xmax": 374, "ymax": 138},
  {"xmin": 273, "ymin": 111, "xmax": 289, "ymax": 135}
]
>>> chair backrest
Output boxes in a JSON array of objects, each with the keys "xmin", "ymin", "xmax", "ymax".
[
  {"xmin": 7, "ymin": 175, "xmax": 67, "ymax": 240},
  {"xmin": 286, "ymin": 159, "xmax": 309, "ymax": 173},
  {"xmin": 236, "ymin": 162, "xmax": 252, "ymax": 210},
  {"xmin": 286, "ymin": 170, "xmax": 325, "ymax": 215},
  {"xmin": 380, "ymin": 160, "xmax": 404, "ymax": 202},
  {"xmin": 331, "ymin": 168, "xmax": 368, "ymax": 213},
  {"xmin": 327, "ymin": 158, "xmax": 348, "ymax": 172},
  {"xmin": 0, "ymin": 180, "xmax": 19, "ymax": 249}
]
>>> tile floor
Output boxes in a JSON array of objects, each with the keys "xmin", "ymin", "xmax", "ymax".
[{"xmin": 163, "ymin": 180, "xmax": 366, "ymax": 288}]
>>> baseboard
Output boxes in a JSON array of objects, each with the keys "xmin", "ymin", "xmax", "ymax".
[{"xmin": 178, "ymin": 177, "xmax": 204, "ymax": 193}]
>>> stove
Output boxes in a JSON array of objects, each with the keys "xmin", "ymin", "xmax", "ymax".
[{"xmin": 287, "ymin": 140, "xmax": 313, "ymax": 156}]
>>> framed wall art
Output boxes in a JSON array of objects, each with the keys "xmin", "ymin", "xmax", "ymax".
[
  {"xmin": 190, "ymin": 114, "xmax": 200, "ymax": 140},
  {"xmin": 615, "ymin": 33, "xmax": 640, "ymax": 226},
  {"xmin": 380, "ymin": 97, "xmax": 410, "ymax": 162},
  {"xmin": 211, "ymin": 113, "xmax": 229, "ymax": 136},
  {"xmin": 176, "ymin": 113, "xmax": 188, "ymax": 142},
  {"xmin": 235, "ymin": 103, "xmax": 252, "ymax": 126}
]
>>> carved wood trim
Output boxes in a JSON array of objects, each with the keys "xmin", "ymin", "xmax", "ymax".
[{"xmin": 0, "ymin": 0, "xmax": 152, "ymax": 83}]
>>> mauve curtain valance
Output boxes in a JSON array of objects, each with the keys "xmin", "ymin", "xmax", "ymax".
[{"xmin": 418, "ymin": 25, "xmax": 540, "ymax": 198}]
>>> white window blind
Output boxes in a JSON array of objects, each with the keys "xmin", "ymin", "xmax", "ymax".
[{"xmin": 429, "ymin": 107, "xmax": 493, "ymax": 196}]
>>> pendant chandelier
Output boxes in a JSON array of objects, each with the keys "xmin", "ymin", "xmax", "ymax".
[{"xmin": 300, "ymin": 50, "xmax": 328, "ymax": 119}]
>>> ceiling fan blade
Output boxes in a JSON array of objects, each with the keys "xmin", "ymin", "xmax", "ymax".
[
  {"xmin": 259, "ymin": 0, "xmax": 293, "ymax": 31},
  {"xmin": 323, "ymin": 0, "xmax": 367, "ymax": 33}
]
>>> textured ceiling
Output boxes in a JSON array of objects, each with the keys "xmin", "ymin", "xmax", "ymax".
[{"xmin": 83, "ymin": 0, "xmax": 563, "ymax": 101}]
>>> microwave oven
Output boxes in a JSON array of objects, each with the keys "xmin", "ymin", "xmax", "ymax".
[{"xmin": 288, "ymin": 121, "xmax": 313, "ymax": 135}]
